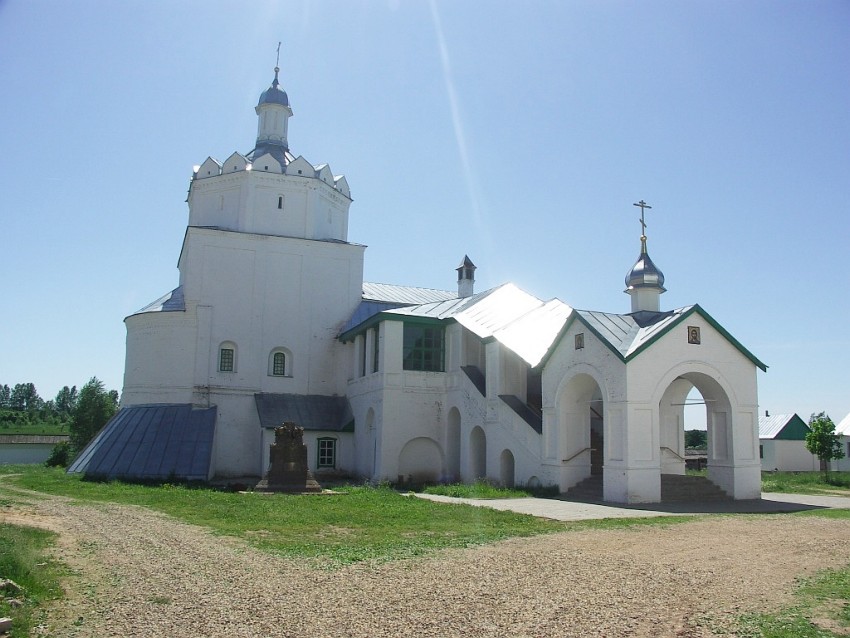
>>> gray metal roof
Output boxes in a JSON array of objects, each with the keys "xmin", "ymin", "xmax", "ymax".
[
  {"xmin": 132, "ymin": 286, "xmax": 185, "ymax": 315},
  {"xmin": 254, "ymin": 393, "xmax": 354, "ymax": 431},
  {"xmin": 257, "ymin": 69, "xmax": 289, "ymax": 107},
  {"xmin": 577, "ymin": 307, "xmax": 692, "ymax": 359},
  {"xmin": 67, "ymin": 404, "xmax": 216, "ymax": 481},
  {"xmin": 362, "ymin": 282, "xmax": 456, "ymax": 304},
  {"xmin": 625, "ymin": 244, "xmax": 666, "ymax": 291}
]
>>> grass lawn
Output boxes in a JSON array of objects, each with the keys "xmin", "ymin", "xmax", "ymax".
[
  {"xmin": 0, "ymin": 522, "xmax": 66, "ymax": 638},
  {"xmin": 0, "ymin": 466, "xmax": 584, "ymax": 567},
  {"xmin": 0, "ymin": 422, "xmax": 69, "ymax": 436},
  {"xmin": 761, "ymin": 471, "xmax": 850, "ymax": 496}
]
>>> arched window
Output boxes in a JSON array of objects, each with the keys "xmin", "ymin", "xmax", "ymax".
[
  {"xmin": 268, "ymin": 348, "xmax": 292, "ymax": 377},
  {"xmin": 219, "ymin": 342, "xmax": 237, "ymax": 372},
  {"xmin": 277, "ymin": 195, "xmax": 284, "ymax": 210},
  {"xmin": 272, "ymin": 352, "xmax": 285, "ymax": 376}
]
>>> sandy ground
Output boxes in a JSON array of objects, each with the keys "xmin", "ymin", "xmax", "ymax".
[{"xmin": 2, "ymin": 483, "xmax": 849, "ymax": 638}]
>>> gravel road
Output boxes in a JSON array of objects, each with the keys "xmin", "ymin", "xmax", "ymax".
[{"xmin": 2, "ymin": 485, "xmax": 849, "ymax": 638}]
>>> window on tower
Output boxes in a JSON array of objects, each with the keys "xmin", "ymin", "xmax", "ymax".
[
  {"xmin": 219, "ymin": 344, "xmax": 236, "ymax": 372},
  {"xmin": 268, "ymin": 348, "xmax": 292, "ymax": 377}
]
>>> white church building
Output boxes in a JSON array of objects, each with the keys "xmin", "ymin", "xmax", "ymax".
[{"xmin": 70, "ymin": 65, "xmax": 767, "ymax": 504}]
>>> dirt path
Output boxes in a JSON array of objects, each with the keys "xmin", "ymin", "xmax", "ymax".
[{"xmin": 2, "ymin": 484, "xmax": 849, "ymax": 638}]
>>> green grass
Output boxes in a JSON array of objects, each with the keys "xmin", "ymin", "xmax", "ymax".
[
  {"xmin": 0, "ymin": 466, "xmax": 695, "ymax": 567},
  {"xmin": 422, "ymin": 479, "xmax": 535, "ymax": 499},
  {"xmin": 0, "ymin": 418, "xmax": 69, "ymax": 437},
  {"xmin": 0, "ymin": 466, "xmax": 573, "ymax": 566},
  {"xmin": 761, "ymin": 471, "xmax": 850, "ymax": 495},
  {"xmin": 737, "ymin": 561, "xmax": 850, "ymax": 637},
  {"xmin": 0, "ymin": 523, "xmax": 66, "ymax": 638}
]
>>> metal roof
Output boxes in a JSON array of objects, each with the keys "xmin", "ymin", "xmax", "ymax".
[
  {"xmin": 67, "ymin": 404, "xmax": 216, "ymax": 481},
  {"xmin": 837, "ymin": 412, "xmax": 850, "ymax": 436},
  {"xmin": 362, "ymin": 282, "xmax": 456, "ymax": 304},
  {"xmin": 758, "ymin": 413, "xmax": 810, "ymax": 440},
  {"xmin": 254, "ymin": 393, "xmax": 354, "ymax": 431},
  {"xmin": 131, "ymin": 286, "xmax": 185, "ymax": 316}
]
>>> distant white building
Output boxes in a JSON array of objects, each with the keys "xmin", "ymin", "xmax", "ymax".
[
  {"xmin": 833, "ymin": 413, "xmax": 850, "ymax": 472},
  {"xmin": 758, "ymin": 413, "xmax": 818, "ymax": 472},
  {"xmin": 71, "ymin": 65, "xmax": 767, "ymax": 504}
]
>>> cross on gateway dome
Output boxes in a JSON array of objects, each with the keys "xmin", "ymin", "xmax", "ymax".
[{"xmin": 633, "ymin": 199, "xmax": 652, "ymax": 238}]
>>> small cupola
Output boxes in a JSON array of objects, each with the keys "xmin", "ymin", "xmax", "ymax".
[
  {"xmin": 624, "ymin": 201, "xmax": 666, "ymax": 313},
  {"xmin": 456, "ymin": 255, "xmax": 476, "ymax": 298},
  {"xmin": 251, "ymin": 51, "xmax": 294, "ymax": 167}
]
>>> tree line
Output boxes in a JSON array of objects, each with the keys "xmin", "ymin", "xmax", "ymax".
[{"xmin": 1, "ymin": 378, "xmax": 119, "ymax": 466}]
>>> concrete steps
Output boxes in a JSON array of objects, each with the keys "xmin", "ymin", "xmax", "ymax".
[{"xmin": 562, "ymin": 473, "xmax": 731, "ymax": 503}]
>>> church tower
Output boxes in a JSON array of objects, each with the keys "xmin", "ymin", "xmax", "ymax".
[{"xmin": 624, "ymin": 200, "xmax": 666, "ymax": 313}]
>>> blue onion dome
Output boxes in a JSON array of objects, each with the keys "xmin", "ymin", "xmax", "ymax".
[
  {"xmin": 258, "ymin": 67, "xmax": 289, "ymax": 107},
  {"xmin": 625, "ymin": 238, "xmax": 666, "ymax": 290}
]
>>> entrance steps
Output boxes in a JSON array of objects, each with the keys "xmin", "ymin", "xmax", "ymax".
[
  {"xmin": 661, "ymin": 474, "xmax": 731, "ymax": 502},
  {"xmin": 562, "ymin": 473, "xmax": 731, "ymax": 502}
]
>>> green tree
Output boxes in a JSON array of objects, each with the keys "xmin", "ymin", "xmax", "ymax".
[
  {"xmin": 10, "ymin": 383, "xmax": 42, "ymax": 412},
  {"xmin": 54, "ymin": 385, "xmax": 78, "ymax": 416},
  {"xmin": 685, "ymin": 429, "xmax": 707, "ymax": 449},
  {"xmin": 805, "ymin": 412, "xmax": 845, "ymax": 479},
  {"xmin": 69, "ymin": 377, "xmax": 118, "ymax": 455},
  {"xmin": 0, "ymin": 384, "xmax": 10, "ymax": 408}
]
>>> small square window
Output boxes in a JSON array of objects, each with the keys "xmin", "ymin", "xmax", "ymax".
[
  {"xmin": 687, "ymin": 326, "xmax": 701, "ymax": 345},
  {"xmin": 575, "ymin": 333, "xmax": 585, "ymax": 350}
]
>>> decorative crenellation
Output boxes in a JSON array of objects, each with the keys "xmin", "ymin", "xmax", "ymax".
[{"xmin": 192, "ymin": 152, "xmax": 350, "ymax": 199}]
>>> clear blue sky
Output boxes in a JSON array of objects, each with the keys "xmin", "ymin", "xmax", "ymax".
[{"xmin": 1, "ymin": 1, "xmax": 847, "ymax": 427}]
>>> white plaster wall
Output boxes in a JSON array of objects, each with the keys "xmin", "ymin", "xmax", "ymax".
[
  {"xmin": 187, "ymin": 171, "xmax": 351, "ymax": 241},
  {"xmin": 177, "ymin": 227, "xmax": 364, "ymax": 396},
  {"xmin": 122, "ymin": 310, "xmax": 197, "ymax": 406},
  {"xmin": 541, "ymin": 321, "xmax": 624, "ymax": 493},
  {"xmin": 760, "ymin": 440, "xmax": 819, "ymax": 472},
  {"xmin": 629, "ymin": 313, "xmax": 761, "ymax": 500}
]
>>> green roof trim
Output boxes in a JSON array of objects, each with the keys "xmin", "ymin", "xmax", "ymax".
[
  {"xmin": 533, "ymin": 312, "xmax": 628, "ymax": 371},
  {"xmin": 624, "ymin": 305, "xmax": 767, "ymax": 372},
  {"xmin": 339, "ymin": 312, "xmax": 446, "ymax": 343},
  {"xmin": 534, "ymin": 304, "xmax": 767, "ymax": 373}
]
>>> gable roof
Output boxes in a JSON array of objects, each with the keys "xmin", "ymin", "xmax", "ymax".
[
  {"xmin": 340, "ymin": 282, "xmax": 767, "ymax": 372},
  {"xmin": 758, "ymin": 413, "xmax": 810, "ymax": 440}
]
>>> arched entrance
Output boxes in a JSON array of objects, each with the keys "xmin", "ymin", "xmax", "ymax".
[
  {"xmin": 657, "ymin": 371, "xmax": 742, "ymax": 500},
  {"xmin": 398, "ymin": 437, "xmax": 443, "ymax": 484},
  {"xmin": 469, "ymin": 426, "xmax": 486, "ymax": 480},
  {"xmin": 499, "ymin": 449, "xmax": 515, "ymax": 487},
  {"xmin": 557, "ymin": 372, "xmax": 604, "ymax": 492}
]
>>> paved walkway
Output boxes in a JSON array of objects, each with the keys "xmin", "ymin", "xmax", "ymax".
[{"xmin": 415, "ymin": 491, "xmax": 850, "ymax": 521}]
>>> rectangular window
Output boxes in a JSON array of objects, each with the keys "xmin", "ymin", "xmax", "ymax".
[
  {"xmin": 317, "ymin": 438, "xmax": 336, "ymax": 468},
  {"xmin": 402, "ymin": 324, "xmax": 445, "ymax": 372},
  {"xmin": 219, "ymin": 348, "xmax": 234, "ymax": 372},
  {"xmin": 372, "ymin": 325, "xmax": 380, "ymax": 374},
  {"xmin": 759, "ymin": 445, "xmax": 763, "ymax": 459}
]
